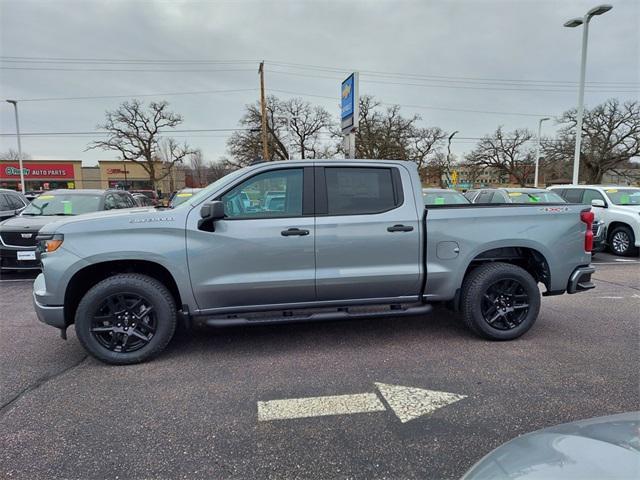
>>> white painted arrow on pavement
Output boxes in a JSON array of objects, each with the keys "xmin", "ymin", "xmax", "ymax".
[{"xmin": 257, "ymin": 383, "xmax": 466, "ymax": 423}]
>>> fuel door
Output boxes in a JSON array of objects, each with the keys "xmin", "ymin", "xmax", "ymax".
[{"xmin": 436, "ymin": 241, "xmax": 460, "ymax": 260}]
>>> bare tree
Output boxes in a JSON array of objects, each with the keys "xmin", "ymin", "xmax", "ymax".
[
  {"xmin": 0, "ymin": 148, "xmax": 31, "ymax": 160},
  {"xmin": 465, "ymin": 127, "xmax": 535, "ymax": 187},
  {"xmin": 187, "ymin": 150, "xmax": 210, "ymax": 187},
  {"xmin": 543, "ymin": 99, "xmax": 640, "ymax": 184},
  {"xmin": 88, "ymin": 99, "xmax": 197, "ymax": 189},
  {"xmin": 226, "ymin": 95, "xmax": 335, "ymax": 168},
  {"xmin": 349, "ymin": 96, "xmax": 447, "ymax": 176}
]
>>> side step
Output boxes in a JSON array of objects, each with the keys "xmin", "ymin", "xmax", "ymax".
[{"xmin": 202, "ymin": 303, "xmax": 433, "ymax": 328}]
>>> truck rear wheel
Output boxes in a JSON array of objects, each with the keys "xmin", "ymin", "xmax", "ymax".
[
  {"xmin": 461, "ymin": 263, "xmax": 540, "ymax": 341},
  {"xmin": 74, "ymin": 273, "xmax": 177, "ymax": 365}
]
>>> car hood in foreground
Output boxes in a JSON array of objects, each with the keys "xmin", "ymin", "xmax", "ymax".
[
  {"xmin": 0, "ymin": 215, "xmax": 67, "ymax": 231},
  {"xmin": 462, "ymin": 412, "xmax": 640, "ymax": 479}
]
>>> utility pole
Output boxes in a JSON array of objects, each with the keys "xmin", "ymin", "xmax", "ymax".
[
  {"xmin": 6, "ymin": 100, "xmax": 26, "ymax": 194},
  {"xmin": 258, "ymin": 61, "xmax": 269, "ymax": 161},
  {"xmin": 445, "ymin": 131, "xmax": 458, "ymax": 188},
  {"xmin": 534, "ymin": 117, "xmax": 550, "ymax": 187}
]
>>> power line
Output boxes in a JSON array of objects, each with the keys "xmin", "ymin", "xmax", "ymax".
[
  {"xmin": 2, "ymin": 55, "xmax": 636, "ymax": 86},
  {"xmin": 17, "ymin": 88, "xmax": 257, "ymax": 102},
  {"xmin": 1, "ymin": 66, "xmax": 255, "ymax": 73},
  {"xmin": 267, "ymin": 60, "xmax": 639, "ymax": 86},
  {"xmin": 267, "ymin": 69, "xmax": 638, "ymax": 94},
  {"xmin": 0, "ymin": 128, "xmax": 251, "ymax": 137},
  {"xmin": 271, "ymin": 88, "xmax": 558, "ymax": 118}
]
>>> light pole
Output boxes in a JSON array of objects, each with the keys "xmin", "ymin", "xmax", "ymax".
[
  {"xmin": 445, "ymin": 130, "xmax": 459, "ymax": 187},
  {"xmin": 5, "ymin": 100, "xmax": 26, "ymax": 194},
  {"xmin": 534, "ymin": 117, "xmax": 550, "ymax": 187},
  {"xmin": 564, "ymin": 4, "xmax": 613, "ymax": 185}
]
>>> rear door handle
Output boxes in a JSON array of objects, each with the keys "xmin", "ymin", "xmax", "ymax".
[
  {"xmin": 281, "ymin": 228, "xmax": 310, "ymax": 237},
  {"xmin": 387, "ymin": 224, "xmax": 414, "ymax": 232}
]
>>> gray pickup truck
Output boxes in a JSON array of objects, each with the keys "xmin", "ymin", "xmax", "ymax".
[{"xmin": 33, "ymin": 160, "xmax": 596, "ymax": 364}]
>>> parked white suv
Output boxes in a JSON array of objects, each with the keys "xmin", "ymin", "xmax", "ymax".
[{"xmin": 549, "ymin": 185, "xmax": 640, "ymax": 256}]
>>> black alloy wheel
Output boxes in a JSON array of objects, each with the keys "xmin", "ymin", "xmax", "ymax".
[
  {"xmin": 461, "ymin": 262, "xmax": 541, "ymax": 341},
  {"xmin": 75, "ymin": 273, "xmax": 177, "ymax": 365},
  {"xmin": 91, "ymin": 293, "xmax": 157, "ymax": 353},
  {"xmin": 480, "ymin": 279, "xmax": 530, "ymax": 330}
]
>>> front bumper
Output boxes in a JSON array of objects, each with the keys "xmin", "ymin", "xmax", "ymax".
[
  {"xmin": 0, "ymin": 246, "xmax": 40, "ymax": 270},
  {"xmin": 567, "ymin": 266, "xmax": 596, "ymax": 294},
  {"xmin": 33, "ymin": 273, "xmax": 66, "ymax": 329}
]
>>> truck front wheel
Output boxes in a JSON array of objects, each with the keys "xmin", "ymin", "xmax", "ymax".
[
  {"xmin": 74, "ymin": 273, "xmax": 177, "ymax": 365},
  {"xmin": 461, "ymin": 263, "xmax": 540, "ymax": 341}
]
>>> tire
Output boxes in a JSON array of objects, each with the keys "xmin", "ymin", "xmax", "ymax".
[
  {"xmin": 75, "ymin": 273, "xmax": 177, "ymax": 365},
  {"xmin": 461, "ymin": 262, "xmax": 541, "ymax": 341},
  {"xmin": 608, "ymin": 226, "xmax": 637, "ymax": 257}
]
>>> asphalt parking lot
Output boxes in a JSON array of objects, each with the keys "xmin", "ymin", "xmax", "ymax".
[{"xmin": 1, "ymin": 252, "xmax": 639, "ymax": 480}]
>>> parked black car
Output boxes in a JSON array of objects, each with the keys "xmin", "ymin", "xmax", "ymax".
[
  {"xmin": 0, "ymin": 188, "xmax": 29, "ymax": 222},
  {"xmin": 132, "ymin": 193, "xmax": 153, "ymax": 207},
  {"xmin": 0, "ymin": 189, "xmax": 135, "ymax": 271}
]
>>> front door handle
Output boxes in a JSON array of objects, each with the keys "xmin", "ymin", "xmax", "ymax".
[
  {"xmin": 387, "ymin": 224, "xmax": 414, "ymax": 232},
  {"xmin": 281, "ymin": 228, "xmax": 310, "ymax": 237}
]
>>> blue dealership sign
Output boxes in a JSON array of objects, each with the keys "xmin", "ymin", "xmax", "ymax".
[{"xmin": 341, "ymin": 72, "xmax": 359, "ymax": 133}]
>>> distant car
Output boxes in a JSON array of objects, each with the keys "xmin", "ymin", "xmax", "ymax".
[
  {"xmin": 463, "ymin": 411, "xmax": 640, "ymax": 480},
  {"xmin": 132, "ymin": 193, "xmax": 153, "ymax": 207},
  {"xmin": 24, "ymin": 190, "xmax": 44, "ymax": 201},
  {"xmin": 549, "ymin": 185, "xmax": 640, "ymax": 256},
  {"xmin": 465, "ymin": 188, "xmax": 566, "ymax": 205},
  {"xmin": 130, "ymin": 189, "xmax": 160, "ymax": 206},
  {"xmin": 422, "ymin": 188, "xmax": 470, "ymax": 205},
  {"xmin": 0, "ymin": 189, "xmax": 135, "ymax": 272},
  {"xmin": 0, "ymin": 189, "xmax": 29, "ymax": 221},
  {"xmin": 169, "ymin": 188, "xmax": 204, "ymax": 208}
]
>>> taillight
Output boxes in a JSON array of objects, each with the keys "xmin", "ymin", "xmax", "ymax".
[{"xmin": 580, "ymin": 210, "xmax": 594, "ymax": 252}]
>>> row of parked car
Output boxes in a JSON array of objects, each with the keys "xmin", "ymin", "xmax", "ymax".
[
  {"xmin": 422, "ymin": 185, "xmax": 640, "ymax": 256},
  {"xmin": 0, "ymin": 187, "xmax": 203, "ymax": 272}
]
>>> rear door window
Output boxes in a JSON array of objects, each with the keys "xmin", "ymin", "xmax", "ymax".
[
  {"xmin": 562, "ymin": 189, "xmax": 584, "ymax": 203},
  {"xmin": 323, "ymin": 167, "xmax": 398, "ymax": 215},
  {"xmin": 475, "ymin": 191, "xmax": 494, "ymax": 203},
  {"xmin": 582, "ymin": 189, "xmax": 605, "ymax": 205},
  {"xmin": 0, "ymin": 194, "xmax": 10, "ymax": 211}
]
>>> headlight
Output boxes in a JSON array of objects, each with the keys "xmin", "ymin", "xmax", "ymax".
[{"xmin": 36, "ymin": 233, "xmax": 64, "ymax": 253}]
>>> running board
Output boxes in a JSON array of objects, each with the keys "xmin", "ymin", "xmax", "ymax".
[{"xmin": 202, "ymin": 303, "xmax": 433, "ymax": 328}]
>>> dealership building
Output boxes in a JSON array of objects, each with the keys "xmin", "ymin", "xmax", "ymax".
[{"xmin": 0, "ymin": 159, "xmax": 185, "ymax": 194}]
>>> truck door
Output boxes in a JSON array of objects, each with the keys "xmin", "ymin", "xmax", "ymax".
[
  {"xmin": 314, "ymin": 165, "xmax": 422, "ymax": 301},
  {"xmin": 186, "ymin": 167, "xmax": 316, "ymax": 312}
]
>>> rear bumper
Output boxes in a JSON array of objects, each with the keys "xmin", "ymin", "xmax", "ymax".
[
  {"xmin": 567, "ymin": 266, "xmax": 596, "ymax": 294},
  {"xmin": 33, "ymin": 273, "xmax": 66, "ymax": 329}
]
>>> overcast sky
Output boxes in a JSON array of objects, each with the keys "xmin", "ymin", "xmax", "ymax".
[{"xmin": 0, "ymin": 0, "xmax": 638, "ymax": 166}]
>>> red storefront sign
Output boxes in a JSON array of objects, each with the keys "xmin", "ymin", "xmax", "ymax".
[{"xmin": 0, "ymin": 163, "xmax": 75, "ymax": 180}]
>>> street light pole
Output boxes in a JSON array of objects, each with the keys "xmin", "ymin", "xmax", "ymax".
[
  {"xmin": 445, "ymin": 131, "xmax": 458, "ymax": 188},
  {"xmin": 564, "ymin": 4, "xmax": 613, "ymax": 185},
  {"xmin": 535, "ymin": 117, "xmax": 550, "ymax": 188},
  {"xmin": 5, "ymin": 100, "xmax": 26, "ymax": 194}
]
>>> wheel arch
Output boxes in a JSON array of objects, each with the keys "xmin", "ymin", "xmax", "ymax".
[
  {"xmin": 451, "ymin": 246, "xmax": 551, "ymax": 311},
  {"xmin": 64, "ymin": 260, "xmax": 183, "ymax": 326}
]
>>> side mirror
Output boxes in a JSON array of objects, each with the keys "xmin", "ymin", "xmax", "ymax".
[
  {"xmin": 198, "ymin": 200, "xmax": 225, "ymax": 231},
  {"xmin": 591, "ymin": 199, "xmax": 606, "ymax": 208}
]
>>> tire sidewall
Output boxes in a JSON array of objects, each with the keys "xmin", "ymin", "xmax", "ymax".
[
  {"xmin": 75, "ymin": 275, "xmax": 176, "ymax": 365},
  {"xmin": 465, "ymin": 265, "xmax": 541, "ymax": 340},
  {"xmin": 609, "ymin": 227, "xmax": 634, "ymax": 256}
]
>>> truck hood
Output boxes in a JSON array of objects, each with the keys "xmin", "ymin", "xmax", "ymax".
[
  {"xmin": 0, "ymin": 214, "xmax": 66, "ymax": 232},
  {"xmin": 37, "ymin": 207, "xmax": 172, "ymax": 234}
]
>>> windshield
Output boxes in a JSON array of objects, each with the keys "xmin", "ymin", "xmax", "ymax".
[
  {"xmin": 507, "ymin": 191, "xmax": 565, "ymax": 204},
  {"xmin": 604, "ymin": 188, "xmax": 640, "ymax": 205},
  {"xmin": 177, "ymin": 167, "xmax": 249, "ymax": 208},
  {"xmin": 423, "ymin": 191, "xmax": 469, "ymax": 205},
  {"xmin": 170, "ymin": 190, "xmax": 202, "ymax": 207},
  {"xmin": 21, "ymin": 193, "xmax": 102, "ymax": 216}
]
